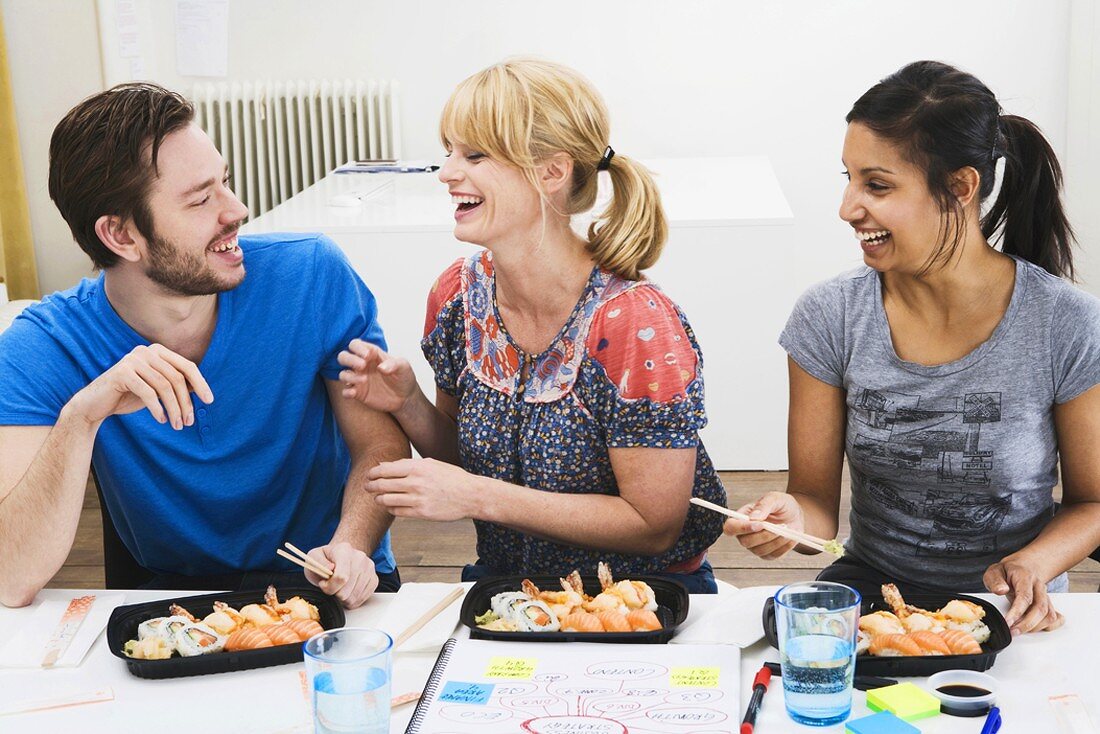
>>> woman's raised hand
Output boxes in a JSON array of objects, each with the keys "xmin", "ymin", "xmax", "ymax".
[
  {"xmin": 721, "ymin": 491, "xmax": 806, "ymax": 560},
  {"xmin": 984, "ymin": 557, "xmax": 1065, "ymax": 635},
  {"xmin": 337, "ymin": 339, "xmax": 419, "ymax": 414}
]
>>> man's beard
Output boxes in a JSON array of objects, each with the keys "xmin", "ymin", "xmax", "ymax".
[{"xmin": 144, "ymin": 224, "xmax": 244, "ymax": 296}]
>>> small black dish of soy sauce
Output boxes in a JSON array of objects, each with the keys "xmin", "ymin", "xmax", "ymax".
[{"xmin": 927, "ymin": 670, "xmax": 998, "ymax": 717}]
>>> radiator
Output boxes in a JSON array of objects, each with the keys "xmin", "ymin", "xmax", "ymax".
[{"xmin": 191, "ymin": 80, "xmax": 402, "ymax": 218}]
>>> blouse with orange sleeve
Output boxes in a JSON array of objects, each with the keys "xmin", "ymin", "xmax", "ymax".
[{"xmin": 420, "ymin": 251, "xmax": 726, "ymax": 577}]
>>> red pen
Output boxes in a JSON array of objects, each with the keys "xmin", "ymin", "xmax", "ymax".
[{"xmin": 741, "ymin": 664, "xmax": 772, "ymax": 734}]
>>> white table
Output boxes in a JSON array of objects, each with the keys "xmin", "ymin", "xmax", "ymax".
[
  {"xmin": 1, "ymin": 584, "xmax": 1096, "ymax": 732},
  {"xmin": 242, "ymin": 157, "xmax": 796, "ymax": 470}
]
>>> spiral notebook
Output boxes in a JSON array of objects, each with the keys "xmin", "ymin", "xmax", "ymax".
[{"xmin": 405, "ymin": 637, "xmax": 741, "ymax": 733}]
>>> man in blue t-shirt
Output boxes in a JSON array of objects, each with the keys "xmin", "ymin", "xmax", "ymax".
[{"xmin": 0, "ymin": 83, "xmax": 409, "ymax": 608}]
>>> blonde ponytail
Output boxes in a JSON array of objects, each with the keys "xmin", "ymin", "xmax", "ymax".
[
  {"xmin": 440, "ymin": 57, "xmax": 667, "ymax": 280},
  {"xmin": 586, "ymin": 154, "xmax": 667, "ymax": 280}
]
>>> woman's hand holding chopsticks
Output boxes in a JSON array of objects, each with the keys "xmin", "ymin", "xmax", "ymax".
[{"xmin": 694, "ymin": 493, "xmax": 844, "ymax": 559}]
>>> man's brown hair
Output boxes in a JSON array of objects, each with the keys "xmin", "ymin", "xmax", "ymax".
[{"xmin": 48, "ymin": 83, "xmax": 195, "ymax": 269}]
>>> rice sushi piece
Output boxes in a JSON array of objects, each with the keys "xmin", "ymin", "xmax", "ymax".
[
  {"xmin": 137, "ymin": 617, "xmax": 168, "ymax": 641},
  {"xmin": 173, "ymin": 622, "xmax": 226, "ymax": 656},
  {"xmin": 158, "ymin": 615, "xmax": 193, "ymax": 646},
  {"xmin": 490, "ymin": 592, "xmax": 530, "ymax": 620},
  {"xmin": 512, "ymin": 600, "xmax": 560, "ymax": 632}
]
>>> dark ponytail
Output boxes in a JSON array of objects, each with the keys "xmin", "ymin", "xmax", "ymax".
[
  {"xmin": 848, "ymin": 61, "xmax": 1075, "ymax": 279},
  {"xmin": 981, "ymin": 115, "xmax": 1075, "ymax": 279}
]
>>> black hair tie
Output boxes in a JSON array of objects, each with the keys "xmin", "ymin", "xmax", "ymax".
[{"xmin": 597, "ymin": 145, "xmax": 615, "ymax": 171}]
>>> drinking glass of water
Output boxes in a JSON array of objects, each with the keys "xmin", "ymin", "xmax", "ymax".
[
  {"xmin": 304, "ymin": 627, "xmax": 393, "ymax": 734},
  {"xmin": 775, "ymin": 581, "xmax": 860, "ymax": 726}
]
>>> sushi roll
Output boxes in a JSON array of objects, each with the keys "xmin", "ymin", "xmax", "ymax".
[
  {"xmin": 511, "ymin": 600, "xmax": 560, "ymax": 632},
  {"xmin": 137, "ymin": 616, "xmax": 168, "ymax": 641},
  {"xmin": 173, "ymin": 622, "xmax": 226, "ymax": 657},
  {"xmin": 158, "ymin": 615, "xmax": 193, "ymax": 646},
  {"xmin": 490, "ymin": 592, "xmax": 530, "ymax": 620}
]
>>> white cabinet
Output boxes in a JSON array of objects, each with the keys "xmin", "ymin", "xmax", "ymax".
[{"xmin": 244, "ymin": 158, "xmax": 794, "ymax": 468}]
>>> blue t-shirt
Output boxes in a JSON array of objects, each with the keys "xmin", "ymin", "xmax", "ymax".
[{"xmin": 0, "ymin": 233, "xmax": 395, "ymax": 576}]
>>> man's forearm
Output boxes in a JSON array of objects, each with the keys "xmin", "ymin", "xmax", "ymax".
[
  {"xmin": 332, "ymin": 431, "xmax": 411, "ymax": 553},
  {"xmin": 0, "ymin": 408, "xmax": 101, "ymax": 606},
  {"xmin": 332, "ymin": 462, "xmax": 396, "ymax": 553}
]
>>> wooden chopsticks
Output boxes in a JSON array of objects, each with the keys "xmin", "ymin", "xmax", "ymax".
[
  {"xmin": 690, "ymin": 497, "xmax": 843, "ymax": 556},
  {"xmin": 390, "ymin": 691, "xmax": 422, "ymax": 709},
  {"xmin": 276, "ymin": 542, "xmax": 334, "ymax": 579},
  {"xmin": 393, "ymin": 586, "xmax": 465, "ymax": 649}
]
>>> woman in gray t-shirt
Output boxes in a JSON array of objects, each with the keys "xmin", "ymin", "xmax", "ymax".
[{"xmin": 724, "ymin": 61, "xmax": 1100, "ymax": 636}]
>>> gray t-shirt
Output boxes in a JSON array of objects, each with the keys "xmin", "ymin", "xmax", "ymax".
[{"xmin": 780, "ymin": 257, "xmax": 1100, "ymax": 592}]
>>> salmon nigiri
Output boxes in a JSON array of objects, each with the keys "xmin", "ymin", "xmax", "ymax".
[{"xmin": 225, "ymin": 627, "xmax": 274, "ymax": 651}]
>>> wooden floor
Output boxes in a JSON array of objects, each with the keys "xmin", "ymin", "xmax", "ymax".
[{"xmin": 51, "ymin": 471, "xmax": 1100, "ymax": 591}]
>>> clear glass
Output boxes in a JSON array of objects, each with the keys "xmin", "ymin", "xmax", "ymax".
[
  {"xmin": 303, "ymin": 627, "xmax": 393, "ymax": 734},
  {"xmin": 775, "ymin": 581, "xmax": 860, "ymax": 727}
]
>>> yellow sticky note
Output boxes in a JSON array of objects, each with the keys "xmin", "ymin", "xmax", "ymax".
[
  {"xmin": 485, "ymin": 657, "xmax": 537, "ymax": 679},
  {"xmin": 670, "ymin": 667, "xmax": 720, "ymax": 688}
]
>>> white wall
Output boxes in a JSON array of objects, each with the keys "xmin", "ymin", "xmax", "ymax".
[
  {"xmin": 3, "ymin": 0, "xmax": 1085, "ymax": 467},
  {"xmin": 1067, "ymin": 0, "xmax": 1100, "ymax": 291},
  {"xmin": 10, "ymin": 0, "xmax": 1075, "ymax": 298},
  {"xmin": 2, "ymin": 0, "xmax": 103, "ymax": 296},
  {"xmin": 125, "ymin": 0, "xmax": 1073, "ymax": 296}
]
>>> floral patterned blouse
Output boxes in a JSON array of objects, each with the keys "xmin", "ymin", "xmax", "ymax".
[{"xmin": 421, "ymin": 251, "xmax": 727, "ymax": 576}]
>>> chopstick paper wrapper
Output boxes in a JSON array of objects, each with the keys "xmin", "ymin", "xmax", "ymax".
[
  {"xmin": 0, "ymin": 688, "xmax": 114, "ymax": 716},
  {"xmin": 0, "ymin": 594, "xmax": 124, "ymax": 669},
  {"xmin": 41, "ymin": 595, "xmax": 95, "ymax": 667}
]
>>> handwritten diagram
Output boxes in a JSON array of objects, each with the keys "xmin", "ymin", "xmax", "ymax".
[{"xmin": 417, "ymin": 653, "xmax": 737, "ymax": 733}]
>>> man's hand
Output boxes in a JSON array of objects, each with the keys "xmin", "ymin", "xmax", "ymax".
[
  {"xmin": 67, "ymin": 344, "xmax": 214, "ymax": 430},
  {"xmin": 304, "ymin": 541, "xmax": 379, "ymax": 609}
]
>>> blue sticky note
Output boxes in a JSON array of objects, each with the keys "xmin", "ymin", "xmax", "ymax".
[
  {"xmin": 846, "ymin": 711, "xmax": 920, "ymax": 734},
  {"xmin": 439, "ymin": 681, "xmax": 494, "ymax": 705}
]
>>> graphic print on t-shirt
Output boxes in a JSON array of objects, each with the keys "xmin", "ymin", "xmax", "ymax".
[{"xmin": 849, "ymin": 387, "xmax": 1010, "ymax": 555}]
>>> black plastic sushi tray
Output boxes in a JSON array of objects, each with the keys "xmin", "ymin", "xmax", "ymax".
[
  {"xmin": 762, "ymin": 591, "xmax": 1011, "ymax": 677},
  {"xmin": 460, "ymin": 574, "xmax": 689, "ymax": 644},
  {"xmin": 107, "ymin": 586, "xmax": 344, "ymax": 679}
]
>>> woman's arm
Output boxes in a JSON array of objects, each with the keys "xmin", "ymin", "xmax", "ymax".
[
  {"xmin": 724, "ymin": 357, "xmax": 847, "ymax": 557},
  {"xmin": 337, "ymin": 339, "xmax": 460, "ymax": 465},
  {"xmin": 367, "ymin": 446, "xmax": 697, "ymax": 556},
  {"xmin": 983, "ymin": 383, "xmax": 1100, "ymax": 633},
  {"xmin": 391, "ymin": 387, "xmax": 460, "ymax": 465}
]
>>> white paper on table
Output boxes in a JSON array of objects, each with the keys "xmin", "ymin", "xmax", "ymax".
[
  {"xmin": 0, "ymin": 594, "xmax": 124, "ymax": 668},
  {"xmin": 671, "ymin": 585, "xmax": 775, "ymax": 647},
  {"xmin": 374, "ymin": 583, "xmax": 466, "ymax": 653}
]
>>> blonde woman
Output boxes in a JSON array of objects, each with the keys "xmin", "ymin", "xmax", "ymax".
[{"xmin": 337, "ymin": 59, "xmax": 726, "ymax": 591}]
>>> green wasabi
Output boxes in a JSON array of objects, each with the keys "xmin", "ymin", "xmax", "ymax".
[{"xmin": 475, "ymin": 609, "xmax": 500, "ymax": 626}]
